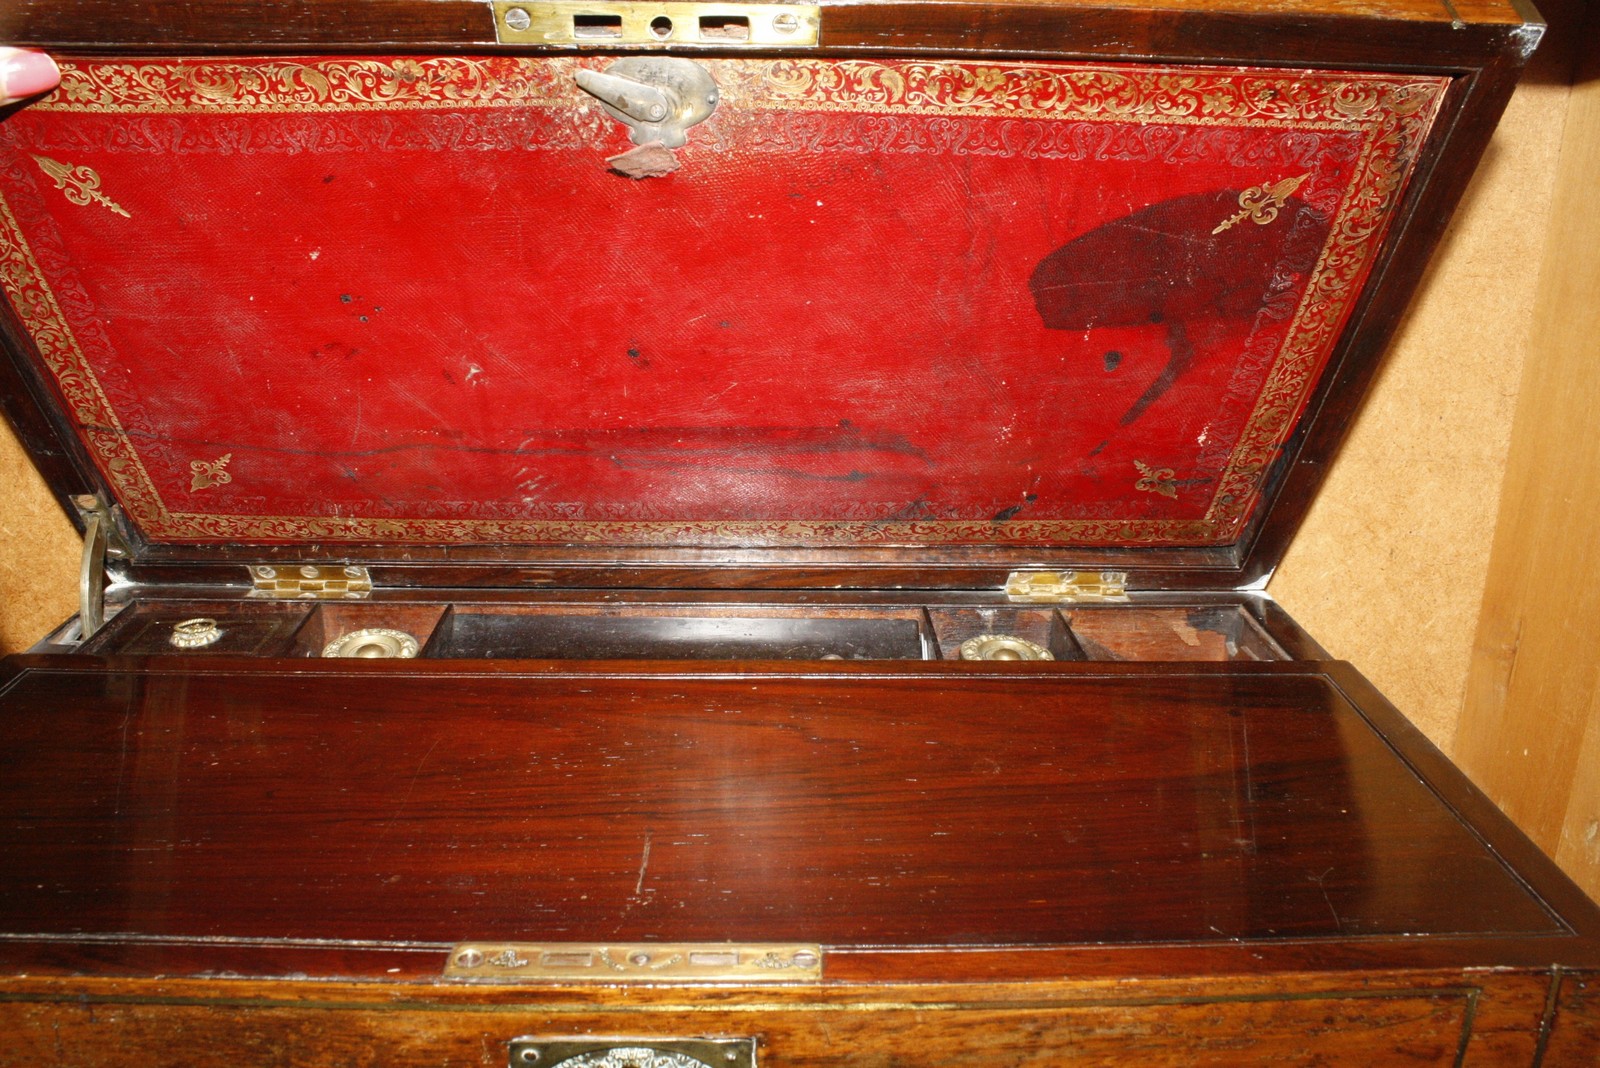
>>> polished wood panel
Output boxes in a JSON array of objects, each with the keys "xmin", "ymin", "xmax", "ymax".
[
  {"xmin": 0, "ymin": 986, "xmax": 1487, "ymax": 1066},
  {"xmin": 1, "ymin": 660, "xmax": 1593, "ymax": 983},
  {"xmin": 0, "ymin": 970, "xmax": 1569, "ymax": 1067}
]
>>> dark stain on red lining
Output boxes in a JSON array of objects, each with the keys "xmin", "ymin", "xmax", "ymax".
[{"xmin": 1029, "ymin": 189, "xmax": 1331, "ymax": 427}]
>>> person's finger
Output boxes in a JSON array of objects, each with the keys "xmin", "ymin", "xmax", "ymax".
[{"xmin": 0, "ymin": 49, "xmax": 61, "ymax": 106}]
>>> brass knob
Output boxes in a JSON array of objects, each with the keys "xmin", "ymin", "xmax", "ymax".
[
  {"xmin": 959, "ymin": 634, "xmax": 1054, "ymax": 661},
  {"xmin": 170, "ymin": 617, "xmax": 223, "ymax": 649},
  {"xmin": 322, "ymin": 628, "xmax": 419, "ymax": 659}
]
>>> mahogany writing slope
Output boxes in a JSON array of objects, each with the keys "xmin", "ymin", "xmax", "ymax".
[{"xmin": 1, "ymin": 0, "xmax": 1598, "ymax": 1063}]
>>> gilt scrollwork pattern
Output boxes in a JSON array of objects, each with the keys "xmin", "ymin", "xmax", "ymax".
[
  {"xmin": 42, "ymin": 57, "xmax": 566, "ymax": 113},
  {"xmin": 29, "ymin": 155, "xmax": 131, "ymax": 217},
  {"xmin": 0, "ymin": 180, "xmax": 168, "ymax": 534},
  {"xmin": 1213, "ymin": 173, "xmax": 1310, "ymax": 234},
  {"xmin": 1134, "ymin": 461, "xmax": 1179, "ymax": 500},
  {"xmin": 0, "ymin": 57, "xmax": 1448, "ymax": 547},
  {"xmin": 737, "ymin": 60, "xmax": 1441, "ymax": 129},
  {"xmin": 189, "ymin": 453, "xmax": 232, "ymax": 492}
]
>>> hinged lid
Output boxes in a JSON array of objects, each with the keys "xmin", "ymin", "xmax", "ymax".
[{"xmin": 0, "ymin": 1, "xmax": 1541, "ymax": 592}]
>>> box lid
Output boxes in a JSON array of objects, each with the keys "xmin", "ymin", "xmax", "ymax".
[{"xmin": 0, "ymin": 1, "xmax": 1540, "ymax": 591}]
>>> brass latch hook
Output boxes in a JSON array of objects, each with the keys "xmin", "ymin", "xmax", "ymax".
[{"xmin": 575, "ymin": 57, "xmax": 719, "ymax": 149}]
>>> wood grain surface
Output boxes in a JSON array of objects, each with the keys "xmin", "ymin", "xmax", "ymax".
[
  {"xmin": 1, "ymin": 659, "xmax": 1594, "ymax": 982},
  {"xmin": 0, "ymin": 965, "xmax": 1590, "ymax": 1065}
]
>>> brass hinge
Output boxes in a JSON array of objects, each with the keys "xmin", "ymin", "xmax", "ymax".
[
  {"xmin": 249, "ymin": 564, "xmax": 372, "ymax": 600},
  {"xmin": 1004, "ymin": 570, "xmax": 1129, "ymax": 603}
]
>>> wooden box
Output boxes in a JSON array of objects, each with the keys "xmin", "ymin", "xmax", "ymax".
[{"xmin": 2, "ymin": 0, "xmax": 1598, "ymax": 1063}]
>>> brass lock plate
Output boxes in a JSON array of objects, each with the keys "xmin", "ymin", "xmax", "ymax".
[
  {"xmin": 447, "ymin": 942, "xmax": 822, "ymax": 982},
  {"xmin": 494, "ymin": 2, "xmax": 819, "ymax": 47},
  {"xmin": 508, "ymin": 1037, "xmax": 757, "ymax": 1068}
]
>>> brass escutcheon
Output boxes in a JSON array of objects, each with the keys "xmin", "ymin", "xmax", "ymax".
[{"xmin": 506, "ymin": 1037, "xmax": 756, "ymax": 1068}]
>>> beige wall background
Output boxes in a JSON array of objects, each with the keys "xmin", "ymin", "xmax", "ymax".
[
  {"xmin": 2, "ymin": 12, "xmax": 1597, "ymax": 895},
  {"xmin": 1273, "ymin": 6, "xmax": 1586, "ymax": 749}
]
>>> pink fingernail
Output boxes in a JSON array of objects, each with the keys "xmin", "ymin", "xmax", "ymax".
[{"xmin": 3, "ymin": 51, "xmax": 61, "ymax": 100}]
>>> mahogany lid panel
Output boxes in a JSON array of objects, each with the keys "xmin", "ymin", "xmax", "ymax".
[{"xmin": 2, "ymin": 661, "xmax": 1596, "ymax": 981}]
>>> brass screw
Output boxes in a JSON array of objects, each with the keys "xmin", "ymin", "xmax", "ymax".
[
  {"xmin": 504, "ymin": 6, "xmax": 532, "ymax": 31},
  {"xmin": 772, "ymin": 12, "xmax": 800, "ymax": 33},
  {"xmin": 455, "ymin": 948, "xmax": 484, "ymax": 967}
]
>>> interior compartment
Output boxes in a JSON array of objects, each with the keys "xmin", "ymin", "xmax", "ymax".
[
  {"xmin": 289, "ymin": 603, "xmax": 450, "ymax": 658},
  {"xmin": 1064, "ymin": 606, "xmax": 1286, "ymax": 661},
  {"xmin": 67, "ymin": 598, "xmax": 1295, "ymax": 663},
  {"xmin": 78, "ymin": 601, "xmax": 312, "ymax": 656},
  {"xmin": 424, "ymin": 605, "xmax": 933, "ymax": 660},
  {"xmin": 926, "ymin": 607, "xmax": 1084, "ymax": 660}
]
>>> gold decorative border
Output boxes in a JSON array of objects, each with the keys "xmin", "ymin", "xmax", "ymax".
[
  {"xmin": 0, "ymin": 186, "xmax": 173, "ymax": 534},
  {"xmin": 38, "ymin": 57, "xmax": 568, "ymax": 114},
  {"xmin": 736, "ymin": 60, "xmax": 1441, "ymax": 129},
  {"xmin": 36, "ymin": 56, "xmax": 1445, "ymax": 131},
  {"xmin": 1, "ymin": 57, "xmax": 1448, "ymax": 547},
  {"xmin": 1204, "ymin": 71, "xmax": 1442, "ymax": 536}
]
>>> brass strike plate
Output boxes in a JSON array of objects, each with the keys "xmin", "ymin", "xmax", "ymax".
[
  {"xmin": 446, "ymin": 942, "xmax": 822, "ymax": 982},
  {"xmin": 494, "ymin": 2, "xmax": 820, "ymax": 47},
  {"xmin": 508, "ymin": 1037, "xmax": 757, "ymax": 1068}
]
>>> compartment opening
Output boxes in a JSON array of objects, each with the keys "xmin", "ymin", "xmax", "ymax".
[
  {"xmin": 426, "ymin": 606, "xmax": 929, "ymax": 660},
  {"xmin": 1065, "ymin": 607, "xmax": 1286, "ymax": 662}
]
